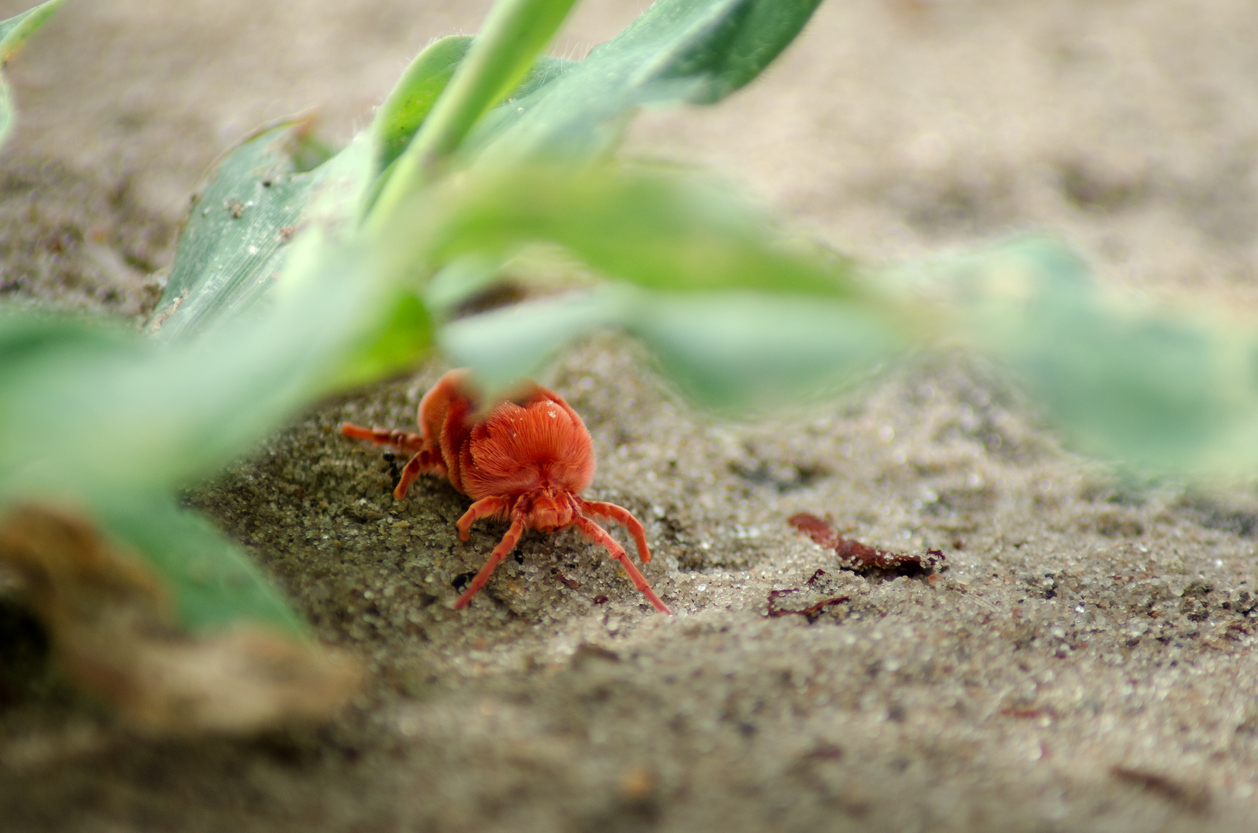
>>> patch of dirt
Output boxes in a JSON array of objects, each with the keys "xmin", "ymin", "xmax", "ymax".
[{"xmin": 0, "ymin": 156, "xmax": 171, "ymax": 320}]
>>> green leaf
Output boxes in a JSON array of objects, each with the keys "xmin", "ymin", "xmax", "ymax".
[
  {"xmin": 1, "ymin": 237, "xmax": 392, "ymax": 493},
  {"xmin": 441, "ymin": 283, "xmax": 904, "ymax": 410},
  {"xmin": 463, "ymin": 0, "xmax": 824, "ymax": 161},
  {"xmin": 0, "ymin": 0, "xmax": 67, "ymax": 149},
  {"xmin": 410, "ymin": 164, "xmax": 858, "ymax": 301},
  {"xmin": 153, "ymin": 0, "xmax": 826, "ymax": 338},
  {"xmin": 898, "ymin": 238, "xmax": 1258, "ymax": 475},
  {"xmin": 441, "ymin": 286, "xmax": 621, "ymax": 386},
  {"xmin": 150, "ymin": 123, "xmax": 314, "ymax": 339},
  {"xmin": 364, "ymin": 38, "xmax": 576, "ymax": 215},
  {"xmin": 368, "ymin": 0, "xmax": 581, "ymax": 220},
  {"xmin": 508, "ymin": 54, "xmax": 579, "ymax": 100},
  {"xmin": 0, "ymin": 311, "xmax": 134, "ymax": 386},
  {"xmin": 373, "ymin": 35, "xmax": 475, "ymax": 175},
  {"xmin": 0, "ymin": 0, "xmax": 63, "ymax": 61},
  {"xmin": 151, "ymin": 124, "xmax": 374, "ymax": 339},
  {"xmin": 324, "ymin": 289, "xmax": 435, "ymax": 390},
  {"xmin": 629, "ymin": 291, "xmax": 900, "ymax": 411},
  {"xmin": 87, "ymin": 493, "xmax": 305, "ymax": 635}
]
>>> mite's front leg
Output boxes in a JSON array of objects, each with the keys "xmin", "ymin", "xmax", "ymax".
[
  {"xmin": 581, "ymin": 500, "xmax": 652, "ymax": 564},
  {"xmin": 573, "ymin": 516, "xmax": 670, "ymax": 614},
  {"xmin": 454, "ymin": 514, "xmax": 526, "ymax": 609},
  {"xmin": 456, "ymin": 496, "xmax": 512, "ymax": 541}
]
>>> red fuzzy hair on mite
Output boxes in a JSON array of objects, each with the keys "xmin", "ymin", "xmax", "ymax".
[{"xmin": 340, "ymin": 370, "xmax": 670, "ymax": 613}]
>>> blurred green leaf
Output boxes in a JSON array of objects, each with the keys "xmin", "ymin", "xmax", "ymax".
[
  {"xmin": 896, "ymin": 238, "xmax": 1258, "ymax": 475},
  {"xmin": 423, "ymin": 254, "xmax": 505, "ymax": 314},
  {"xmin": 630, "ymin": 291, "xmax": 900, "ymax": 411},
  {"xmin": 412, "ymin": 164, "xmax": 858, "ymax": 301},
  {"xmin": 324, "ymin": 289, "xmax": 434, "ymax": 389},
  {"xmin": 0, "ymin": 311, "xmax": 134, "ymax": 386},
  {"xmin": 442, "ymin": 287, "xmax": 621, "ymax": 385},
  {"xmin": 87, "ymin": 493, "xmax": 305, "ymax": 635},
  {"xmin": 508, "ymin": 54, "xmax": 579, "ymax": 100},
  {"xmin": 0, "ymin": 0, "xmax": 63, "ymax": 60},
  {"xmin": 464, "ymin": 0, "xmax": 825, "ymax": 161},
  {"xmin": 0, "ymin": 0, "xmax": 67, "ymax": 149},
  {"xmin": 442, "ymin": 283, "xmax": 903, "ymax": 409},
  {"xmin": 1, "ymin": 238, "xmax": 388, "ymax": 493}
]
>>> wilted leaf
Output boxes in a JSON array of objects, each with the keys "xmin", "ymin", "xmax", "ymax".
[{"xmin": 0, "ymin": 503, "xmax": 361, "ymax": 734}]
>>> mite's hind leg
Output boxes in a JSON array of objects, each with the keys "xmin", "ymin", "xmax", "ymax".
[
  {"xmin": 341, "ymin": 423, "xmax": 446, "ymax": 498},
  {"xmin": 393, "ymin": 449, "xmax": 445, "ymax": 499},
  {"xmin": 339, "ymin": 423, "xmax": 426, "ymax": 451}
]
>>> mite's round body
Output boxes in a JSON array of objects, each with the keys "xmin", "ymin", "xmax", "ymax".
[{"xmin": 340, "ymin": 370, "xmax": 670, "ymax": 613}]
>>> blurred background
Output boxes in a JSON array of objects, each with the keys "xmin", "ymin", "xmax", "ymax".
[{"xmin": 6, "ymin": 0, "xmax": 1258, "ymax": 305}]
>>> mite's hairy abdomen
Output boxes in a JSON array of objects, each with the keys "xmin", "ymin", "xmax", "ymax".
[{"xmin": 460, "ymin": 398, "xmax": 595, "ymax": 499}]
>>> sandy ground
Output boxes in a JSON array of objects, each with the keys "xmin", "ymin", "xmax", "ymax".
[{"xmin": 4, "ymin": 1, "xmax": 1258, "ymax": 830}]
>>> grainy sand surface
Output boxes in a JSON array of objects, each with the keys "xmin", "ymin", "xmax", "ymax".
[{"xmin": 3, "ymin": 2, "xmax": 1258, "ymax": 831}]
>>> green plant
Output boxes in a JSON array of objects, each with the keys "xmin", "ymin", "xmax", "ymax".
[{"xmin": 2, "ymin": 0, "xmax": 1256, "ymax": 731}]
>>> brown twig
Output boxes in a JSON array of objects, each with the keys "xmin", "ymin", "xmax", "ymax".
[{"xmin": 788, "ymin": 513, "xmax": 945, "ymax": 575}]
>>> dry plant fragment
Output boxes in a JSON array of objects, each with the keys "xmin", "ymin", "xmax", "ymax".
[
  {"xmin": 0, "ymin": 503, "xmax": 362, "ymax": 735},
  {"xmin": 788, "ymin": 513, "xmax": 946, "ymax": 574},
  {"xmin": 767, "ymin": 569, "xmax": 850, "ymax": 622}
]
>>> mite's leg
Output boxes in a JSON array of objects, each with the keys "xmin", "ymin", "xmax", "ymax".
[
  {"xmin": 339, "ymin": 423, "xmax": 426, "ymax": 451},
  {"xmin": 580, "ymin": 500, "xmax": 651, "ymax": 564},
  {"xmin": 456, "ymin": 496, "xmax": 512, "ymax": 541},
  {"xmin": 454, "ymin": 515, "xmax": 526, "ymax": 610},
  {"xmin": 392, "ymin": 449, "xmax": 444, "ymax": 499},
  {"xmin": 574, "ymin": 517, "xmax": 670, "ymax": 614},
  {"xmin": 341, "ymin": 424, "xmax": 446, "ymax": 498}
]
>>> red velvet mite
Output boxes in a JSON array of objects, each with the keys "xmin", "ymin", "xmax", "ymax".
[{"xmin": 340, "ymin": 370, "xmax": 670, "ymax": 613}]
